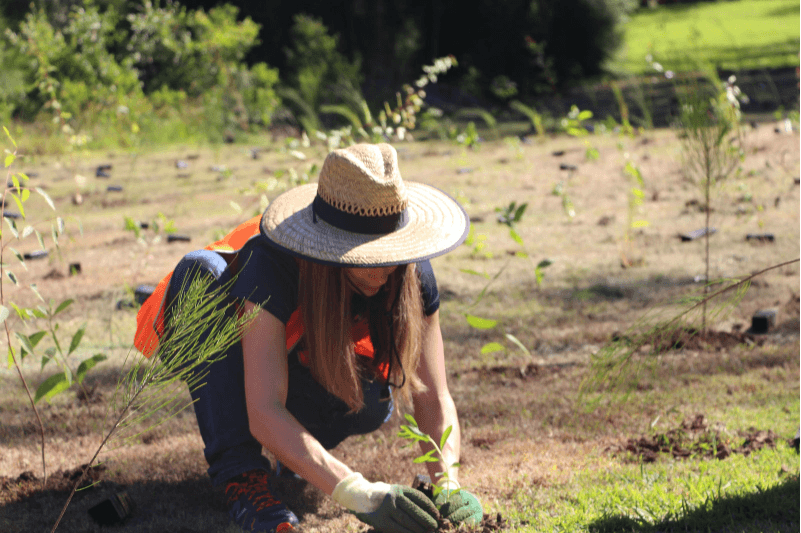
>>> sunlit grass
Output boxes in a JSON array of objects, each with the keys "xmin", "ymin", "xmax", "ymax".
[{"xmin": 611, "ymin": 0, "xmax": 800, "ymax": 75}]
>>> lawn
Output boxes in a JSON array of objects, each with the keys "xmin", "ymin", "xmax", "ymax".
[{"xmin": 610, "ymin": 0, "xmax": 800, "ymax": 75}]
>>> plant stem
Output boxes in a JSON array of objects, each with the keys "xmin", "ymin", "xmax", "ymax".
[
  {"xmin": 3, "ymin": 323, "xmax": 48, "ymax": 491},
  {"xmin": 50, "ymin": 381, "xmax": 146, "ymax": 533},
  {"xmin": 1, "ymin": 188, "xmax": 48, "ymax": 490}
]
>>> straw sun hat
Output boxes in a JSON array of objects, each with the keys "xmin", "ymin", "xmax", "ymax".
[{"xmin": 260, "ymin": 143, "xmax": 470, "ymax": 267}]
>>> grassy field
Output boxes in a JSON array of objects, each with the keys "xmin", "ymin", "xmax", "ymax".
[
  {"xmin": 0, "ymin": 121, "xmax": 798, "ymax": 532},
  {"xmin": 610, "ymin": 0, "xmax": 800, "ymax": 75}
]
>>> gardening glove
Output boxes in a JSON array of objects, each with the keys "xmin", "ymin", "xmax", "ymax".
[
  {"xmin": 333, "ymin": 472, "xmax": 439, "ymax": 533},
  {"xmin": 434, "ymin": 481, "xmax": 483, "ymax": 527}
]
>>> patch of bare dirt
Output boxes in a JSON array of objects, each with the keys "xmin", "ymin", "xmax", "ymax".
[{"xmin": 609, "ymin": 414, "xmax": 782, "ymax": 463}]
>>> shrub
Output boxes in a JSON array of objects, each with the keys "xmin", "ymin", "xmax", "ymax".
[{"xmin": 281, "ymin": 14, "xmax": 363, "ymax": 128}]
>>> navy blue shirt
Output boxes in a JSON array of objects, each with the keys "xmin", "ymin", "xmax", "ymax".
[{"xmin": 229, "ymin": 237, "xmax": 439, "ymax": 323}]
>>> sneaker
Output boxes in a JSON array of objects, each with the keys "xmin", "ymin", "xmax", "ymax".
[{"xmin": 224, "ymin": 469, "xmax": 299, "ymax": 532}]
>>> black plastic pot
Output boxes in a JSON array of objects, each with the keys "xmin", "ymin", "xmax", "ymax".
[
  {"xmin": 134, "ymin": 285, "xmax": 156, "ymax": 305},
  {"xmin": 23, "ymin": 250, "xmax": 48, "ymax": 260},
  {"xmin": 107, "ymin": 185, "xmax": 123, "ymax": 192},
  {"xmin": 680, "ymin": 228, "xmax": 716, "ymax": 241},
  {"xmin": 167, "ymin": 234, "xmax": 191, "ymax": 243},
  {"xmin": 88, "ymin": 492, "xmax": 135, "ymax": 526},
  {"xmin": 746, "ymin": 233, "xmax": 775, "ymax": 242},
  {"xmin": 750, "ymin": 309, "xmax": 777, "ymax": 334},
  {"xmin": 69, "ymin": 263, "xmax": 81, "ymax": 275}
]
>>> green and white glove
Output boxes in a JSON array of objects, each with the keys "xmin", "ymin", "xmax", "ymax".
[
  {"xmin": 434, "ymin": 482, "xmax": 483, "ymax": 527},
  {"xmin": 333, "ymin": 472, "xmax": 439, "ymax": 533}
]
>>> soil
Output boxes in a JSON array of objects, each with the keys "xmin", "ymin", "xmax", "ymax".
[
  {"xmin": 0, "ymin": 120, "xmax": 798, "ymax": 532},
  {"xmin": 609, "ymin": 413, "xmax": 785, "ymax": 463}
]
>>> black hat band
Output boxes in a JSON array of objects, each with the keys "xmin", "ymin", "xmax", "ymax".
[{"xmin": 312, "ymin": 195, "xmax": 409, "ymax": 235}]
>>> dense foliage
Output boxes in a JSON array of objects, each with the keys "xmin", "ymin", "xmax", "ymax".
[{"xmin": 0, "ymin": 1, "xmax": 636, "ymax": 131}]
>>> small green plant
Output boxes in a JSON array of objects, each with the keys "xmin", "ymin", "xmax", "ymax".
[
  {"xmin": 552, "ymin": 180, "xmax": 576, "ymax": 220},
  {"xmin": 621, "ymin": 161, "xmax": 648, "ymax": 267},
  {"xmin": 1, "ymin": 126, "xmax": 97, "ymax": 489},
  {"xmin": 51, "ymin": 273, "xmax": 257, "ymax": 532},
  {"xmin": 397, "ymin": 414, "xmax": 460, "ymax": 499},
  {"xmin": 677, "ymin": 68, "xmax": 746, "ymax": 331},
  {"xmin": 510, "ymin": 100, "xmax": 546, "ymax": 139},
  {"xmin": 463, "ymin": 226, "xmax": 492, "ymax": 259},
  {"xmin": 316, "ymin": 56, "xmax": 457, "ymax": 147}
]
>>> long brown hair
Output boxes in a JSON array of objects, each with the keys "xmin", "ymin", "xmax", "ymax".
[{"xmin": 297, "ymin": 260, "xmax": 426, "ymax": 412}]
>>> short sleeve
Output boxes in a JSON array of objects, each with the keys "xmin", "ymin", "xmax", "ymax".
[
  {"xmin": 416, "ymin": 260, "xmax": 439, "ymax": 316},
  {"xmin": 229, "ymin": 240, "xmax": 299, "ymax": 324}
]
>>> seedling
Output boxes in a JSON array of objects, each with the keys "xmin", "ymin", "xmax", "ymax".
[{"xmin": 397, "ymin": 414, "xmax": 461, "ymax": 499}]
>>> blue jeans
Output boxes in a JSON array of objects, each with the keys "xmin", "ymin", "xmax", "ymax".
[{"xmin": 167, "ymin": 250, "xmax": 394, "ymax": 487}]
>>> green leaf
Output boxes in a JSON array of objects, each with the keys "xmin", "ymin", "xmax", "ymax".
[
  {"xmin": 34, "ymin": 372, "xmax": 70, "ymax": 403},
  {"xmin": 578, "ymin": 110, "xmax": 593, "ymax": 121},
  {"xmin": 513, "ymin": 202, "xmax": 527, "ymax": 222},
  {"xmin": 480, "ymin": 342, "xmax": 505, "ymax": 355},
  {"xmin": 8, "ymin": 247, "xmax": 25, "ymax": 268},
  {"xmin": 76, "ymin": 354, "xmax": 107, "ymax": 384},
  {"xmin": 4, "ymin": 126, "xmax": 17, "ymax": 147},
  {"xmin": 505, "ymin": 333, "xmax": 531, "ymax": 357},
  {"xmin": 20, "ymin": 188, "xmax": 30, "ymax": 202},
  {"xmin": 4, "ymin": 217, "xmax": 19, "ymax": 238},
  {"xmin": 0, "ymin": 305, "xmax": 8, "ymax": 325},
  {"xmin": 465, "ymin": 314, "xmax": 497, "ymax": 330},
  {"xmin": 6, "ymin": 270, "xmax": 18, "ymax": 285},
  {"xmin": 21, "ymin": 225, "xmax": 33, "ymax": 239},
  {"xmin": 14, "ymin": 332, "xmax": 34, "ymax": 355},
  {"xmin": 230, "ymin": 201, "xmax": 242, "ymax": 214},
  {"xmin": 9, "ymin": 302, "xmax": 26, "ymax": 319},
  {"xmin": 440, "ymin": 425, "xmax": 452, "ymax": 450},
  {"xmin": 53, "ymin": 299, "xmax": 73, "ymax": 316},
  {"xmin": 7, "ymin": 346, "xmax": 14, "ymax": 368},
  {"xmin": 31, "ymin": 307, "xmax": 47, "ymax": 319},
  {"xmin": 57, "ymin": 217, "xmax": 65, "ymax": 235},
  {"xmin": 536, "ymin": 259, "xmax": 553, "ymax": 269},
  {"xmin": 35, "ymin": 229, "xmax": 45, "ymax": 250},
  {"xmin": 459, "ymin": 268, "xmax": 489, "ymax": 279},
  {"xmin": 4, "ymin": 152, "xmax": 15, "ymax": 167},
  {"xmin": 41, "ymin": 347, "xmax": 56, "ymax": 370},
  {"xmin": 68, "ymin": 324, "xmax": 86, "ymax": 355},
  {"xmin": 28, "ymin": 330, "xmax": 46, "ymax": 348},
  {"xmin": 36, "ymin": 187, "xmax": 55, "ymax": 211},
  {"xmin": 9, "ymin": 193, "xmax": 24, "ymax": 218},
  {"xmin": 509, "ymin": 228, "xmax": 524, "ymax": 246},
  {"xmin": 404, "ymin": 413, "xmax": 418, "ymax": 426},
  {"xmin": 29, "ymin": 283, "xmax": 44, "ymax": 303}
]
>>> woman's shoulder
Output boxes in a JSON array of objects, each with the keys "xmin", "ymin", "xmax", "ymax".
[
  {"xmin": 414, "ymin": 259, "xmax": 439, "ymax": 316},
  {"xmin": 231, "ymin": 238, "xmax": 300, "ymax": 323}
]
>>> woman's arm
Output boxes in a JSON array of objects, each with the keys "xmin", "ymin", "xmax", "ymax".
[
  {"xmin": 241, "ymin": 300, "xmax": 353, "ymax": 495},
  {"xmin": 412, "ymin": 310, "xmax": 461, "ymax": 486}
]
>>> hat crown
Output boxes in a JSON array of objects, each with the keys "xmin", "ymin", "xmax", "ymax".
[{"xmin": 317, "ymin": 143, "xmax": 408, "ymax": 217}]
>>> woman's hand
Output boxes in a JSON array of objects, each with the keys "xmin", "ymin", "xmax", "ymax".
[
  {"xmin": 333, "ymin": 473, "xmax": 438, "ymax": 533},
  {"xmin": 435, "ymin": 488, "xmax": 484, "ymax": 527}
]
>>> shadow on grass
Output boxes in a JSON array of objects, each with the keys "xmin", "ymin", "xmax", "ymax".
[
  {"xmin": 588, "ymin": 475, "xmax": 800, "ymax": 533},
  {"xmin": 0, "ymin": 471, "xmax": 329, "ymax": 533}
]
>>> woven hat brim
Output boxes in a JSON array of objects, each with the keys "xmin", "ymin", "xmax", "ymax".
[{"xmin": 260, "ymin": 182, "xmax": 470, "ymax": 267}]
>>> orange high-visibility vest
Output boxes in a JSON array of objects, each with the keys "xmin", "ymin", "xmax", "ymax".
[{"xmin": 133, "ymin": 216, "xmax": 387, "ymax": 378}]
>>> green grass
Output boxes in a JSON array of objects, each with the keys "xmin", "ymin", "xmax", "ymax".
[
  {"xmin": 532, "ymin": 448, "xmax": 799, "ymax": 532},
  {"xmin": 504, "ymin": 363, "xmax": 800, "ymax": 532},
  {"xmin": 611, "ymin": 0, "xmax": 800, "ymax": 75}
]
